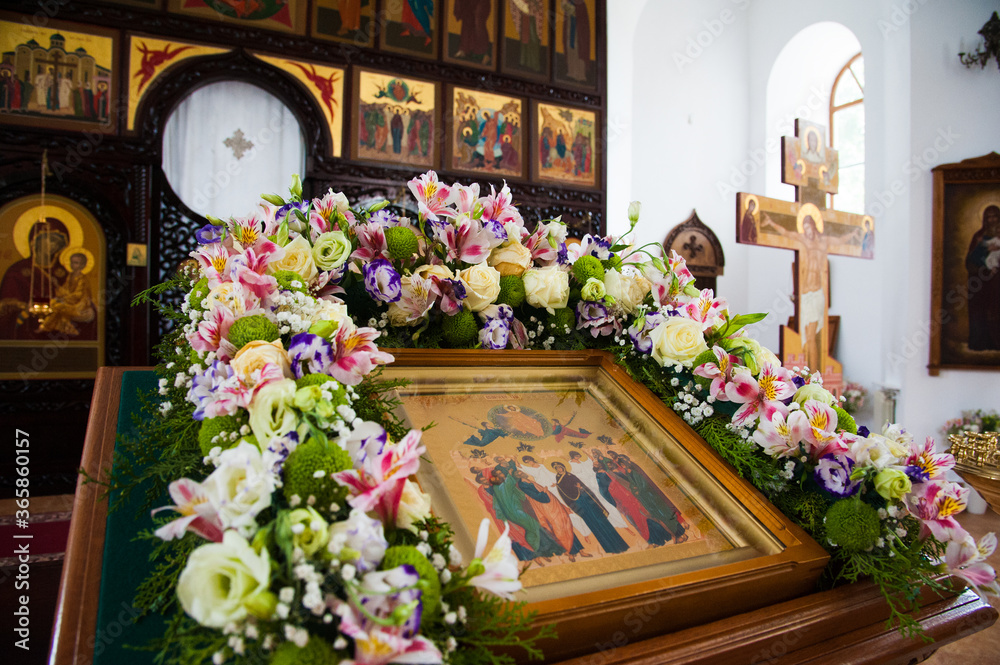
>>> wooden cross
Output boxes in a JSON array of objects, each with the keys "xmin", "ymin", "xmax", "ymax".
[{"xmin": 736, "ymin": 119, "xmax": 875, "ymax": 395}]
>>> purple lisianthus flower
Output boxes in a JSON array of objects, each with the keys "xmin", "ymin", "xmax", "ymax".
[
  {"xmin": 857, "ymin": 425, "xmax": 871, "ymax": 438},
  {"xmin": 479, "ymin": 317, "xmax": 511, "ymax": 350},
  {"xmin": 195, "ymin": 223, "xmax": 223, "ymax": 245},
  {"xmin": 792, "ymin": 375, "xmax": 807, "ymax": 389},
  {"xmin": 288, "ymin": 332, "xmax": 334, "ymax": 378},
  {"xmin": 628, "ymin": 312, "xmax": 665, "ymax": 354},
  {"xmin": 276, "ymin": 200, "xmax": 309, "ymax": 222},
  {"xmin": 576, "ymin": 301, "xmax": 618, "ymax": 338},
  {"xmin": 370, "ymin": 209, "xmax": 400, "ymax": 227},
  {"xmin": 187, "ymin": 359, "xmax": 234, "ymax": 420},
  {"xmin": 814, "ymin": 454, "xmax": 861, "ymax": 498},
  {"xmin": 363, "ymin": 258, "xmax": 402, "ymax": 303},
  {"xmin": 483, "ymin": 218, "xmax": 508, "ymax": 243},
  {"xmin": 355, "ymin": 565, "xmax": 424, "ymax": 637},
  {"xmin": 330, "ymin": 509, "xmax": 388, "ymax": 573},
  {"xmin": 557, "ymin": 243, "xmax": 570, "ymax": 265},
  {"xmin": 436, "ymin": 278, "xmax": 467, "ymax": 315}
]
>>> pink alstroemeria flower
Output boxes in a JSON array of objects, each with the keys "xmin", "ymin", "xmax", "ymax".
[
  {"xmin": 666, "ymin": 250, "xmax": 695, "ymax": 290},
  {"xmin": 395, "ymin": 274, "xmax": 440, "ymax": 323},
  {"xmin": 906, "ymin": 436, "xmax": 956, "ymax": 482},
  {"xmin": 230, "ymin": 248, "xmax": 280, "ymax": 300},
  {"xmin": 187, "ymin": 305, "xmax": 236, "ymax": 356},
  {"xmin": 328, "ymin": 322, "xmax": 395, "ymax": 386},
  {"xmin": 800, "ymin": 400, "xmax": 841, "ymax": 450},
  {"xmin": 352, "ymin": 222, "xmax": 390, "ymax": 262},
  {"xmin": 334, "ymin": 430, "xmax": 425, "ymax": 525},
  {"xmin": 752, "ymin": 408, "xmax": 810, "ymax": 458},
  {"xmin": 479, "ymin": 181, "xmax": 524, "ymax": 226},
  {"xmin": 432, "ymin": 215, "xmax": 497, "ymax": 264},
  {"xmin": 336, "ymin": 603, "xmax": 443, "ymax": 665},
  {"xmin": 408, "ymin": 171, "xmax": 453, "ymax": 222},
  {"xmin": 152, "ymin": 478, "xmax": 224, "ymax": 543},
  {"xmin": 194, "ymin": 242, "xmax": 236, "ymax": 287},
  {"xmin": 450, "ymin": 181, "xmax": 481, "ymax": 215},
  {"xmin": 524, "ymin": 223, "xmax": 562, "ymax": 265},
  {"xmin": 468, "ymin": 519, "xmax": 522, "ymax": 600},
  {"xmin": 725, "ymin": 363, "xmax": 795, "ymax": 427},
  {"xmin": 683, "ymin": 289, "xmax": 728, "ymax": 331},
  {"xmin": 944, "ymin": 531, "xmax": 1000, "ymax": 596},
  {"xmin": 904, "ymin": 480, "xmax": 969, "ymax": 541},
  {"xmin": 693, "ymin": 346, "xmax": 736, "ymax": 400}
]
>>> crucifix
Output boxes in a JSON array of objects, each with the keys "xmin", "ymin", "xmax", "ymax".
[{"xmin": 736, "ymin": 119, "xmax": 875, "ymax": 395}]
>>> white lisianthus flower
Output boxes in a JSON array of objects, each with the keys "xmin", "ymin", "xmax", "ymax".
[
  {"xmin": 268, "ymin": 235, "xmax": 318, "ymax": 282},
  {"xmin": 468, "ymin": 519, "xmax": 521, "ymax": 600},
  {"xmin": 458, "ymin": 262, "xmax": 502, "ymax": 312},
  {"xmin": 248, "ymin": 379, "xmax": 299, "ymax": 446},
  {"xmin": 287, "ymin": 507, "xmax": 329, "ymax": 556},
  {"xmin": 649, "ymin": 317, "xmax": 709, "ymax": 367},
  {"xmin": 627, "ymin": 201, "xmax": 642, "ymax": 223},
  {"xmin": 328, "ymin": 509, "xmax": 388, "ymax": 572},
  {"xmin": 487, "ymin": 240, "xmax": 533, "ymax": 277},
  {"xmin": 311, "ymin": 231, "xmax": 352, "ymax": 271},
  {"xmin": 396, "ymin": 479, "xmax": 433, "ymax": 533},
  {"xmin": 849, "ymin": 433, "xmax": 910, "ymax": 470},
  {"xmin": 580, "ymin": 277, "xmax": 607, "ymax": 302},
  {"xmin": 603, "ymin": 268, "xmax": 650, "ymax": 314},
  {"xmin": 177, "ymin": 531, "xmax": 275, "ymax": 628},
  {"xmin": 230, "ymin": 339, "xmax": 293, "ymax": 383},
  {"xmin": 202, "ymin": 441, "xmax": 275, "ymax": 535},
  {"xmin": 522, "ymin": 266, "xmax": 570, "ymax": 314}
]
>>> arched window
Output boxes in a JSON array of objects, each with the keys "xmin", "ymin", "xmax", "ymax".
[
  {"xmin": 162, "ymin": 80, "xmax": 306, "ymax": 218},
  {"xmin": 830, "ymin": 53, "xmax": 864, "ymax": 214}
]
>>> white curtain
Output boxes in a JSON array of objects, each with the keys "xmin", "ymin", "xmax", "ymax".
[{"xmin": 162, "ymin": 80, "xmax": 306, "ymax": 219}]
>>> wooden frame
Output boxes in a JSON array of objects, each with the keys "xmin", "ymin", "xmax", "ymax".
[
  {"xmin": 0, "ymin": 14, "xmax": 118, "ymax": 134},
  {"xmin": 381, "ymin": 349, "xmax": 829, "ymax": 662},
  {"xmin": 929, "ymin": 152, "xmax": 1000, "ymax": 375},
  {"xmin": 532, "ymin": 100, "xmax": 599, "ymax": 188},
  {"xmin": 350, "ymin": 67, "xmax": 439, "ymax": 170},
  {"xmin": 51, "ymin": 365, "xmax": 997, "ymax": 665},
  {"xmin": 445, "ymin": 84, "xmax": 525, "ymax": 180}
]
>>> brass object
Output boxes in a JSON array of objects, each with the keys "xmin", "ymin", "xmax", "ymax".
[{"xmin": 949, "ymin": 432, "xmax": 1000, "ymax": 514}]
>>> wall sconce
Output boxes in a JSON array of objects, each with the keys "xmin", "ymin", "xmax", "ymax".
[{"xmin": 959, "ymin": 11, "xmax": 1000, "ymax": 70}]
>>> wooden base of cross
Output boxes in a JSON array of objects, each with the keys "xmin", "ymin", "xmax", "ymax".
[{"xmin": 780, "ymin": 325, "xmax": 844, "ymax": 396}]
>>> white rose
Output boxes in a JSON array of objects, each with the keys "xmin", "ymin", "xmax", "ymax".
[
  {"xmin": 230, "ymin": 339, "xmax": 293, "ymax": 384},
  {"xmin": 311, "ymin": 231, "xmax": 352, "ymax": 271},
  {"xmin": 203, "ymin": 441, "xmax": 275, "ymax": 534},
  {"xmin": 314, "ymin": 298, "xmax": 349, "ymax": 325},
  {"xmin": 268, "ymin": 235, "xmax": 318, "ymax": 282},
  {"xmin": 522, "ymin": 266, "xmax": 570, "ymax": 314},
  {"xmin": 649, "ymin": 317, "xmax": 709, "ymax": 367},
  {"xmin": 458, "ymin": 262, "xmax": 502, "ymax": 312},
  {"xmin": 604, "ymin": 269, "xmax": 651, "ymax": 314},
  {"xmin": 248, "ymin": 379, "xmax": 299, "ymax": 446},
  {"xmin": 177, "ymin": 531, "xmax": 274, "ymax": 628},
  {"xmin": 396, "ymin": 479, "xmax": 433, "ymax": 533},
  {"xmin": 487, "ymin": 240, "xmax": 533, "ymax": 276}
]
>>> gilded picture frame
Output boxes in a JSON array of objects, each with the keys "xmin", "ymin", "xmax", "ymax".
[
  {"xmin": 381, "ymin": 349, "xmax": 829, "ymax": 662},
  {"xmin": 929, "ymin": 152, "xmax": 1000, "ymax": 375}
]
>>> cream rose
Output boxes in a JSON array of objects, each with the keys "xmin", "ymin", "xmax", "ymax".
[
  {"xmin": 458, "ymin": 262, "xmax": 502, "ymax": 312},
  {"xmin": 248, "ymin": 379, "xmax": 298, "ymax": 446},
  {"xmin": 414, "ymin": 263, "xmax": 455, "ymax": 281},
  {"xmin": 396, "ymin": 479, "xmax": 433, "ymax": 533},
  {"xmin": 269, "ymin": 235, "xmax": 318, "ymax": 282},
  {"xmin": 230, "ymin": 339, "xmax": 293, "ymax": 383},
  {"xmin": 522, "ymin": 266, "xmax": 570, "ymax": 314},
  {"xmin": 202, "ymin": 442, "xmax": 274, "ymax": 534},
  {"xmin": 793, "ymin": 383, "xmax": 836, "ymax": 406},
  {"xmin": 649, "ymin": 317, "xmax": 709, "ymax": 367},
  {"xmin": 604, "ymin": 269, "xmax": 651, "ymax": 314},
  {"xmin": 487, "ymin": 240, "xmax": 533, "ymax": 276},
  {"xmin": 311, "ymin": 231, "xmax": 352, "ymax": 271},
  {"xmin": 177, "ymin": 531, "xmax": 274, "ymax": 628}
]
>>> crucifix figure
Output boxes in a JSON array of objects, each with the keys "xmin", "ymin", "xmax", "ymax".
[{"xmin": 736, "ymin": 119, "xmax": 874, "ymax": 395}]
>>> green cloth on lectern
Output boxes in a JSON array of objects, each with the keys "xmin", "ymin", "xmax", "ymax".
[{"xmin": 93, "ymin": 370, "xmax": 163, "ymax": 665}]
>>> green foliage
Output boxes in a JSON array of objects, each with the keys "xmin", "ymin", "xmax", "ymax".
[
  {"xmin": 381, "ymin": 545, "xmax": 442, "ymax": 619},
  {"xmin": 385, "ymin": 226, "xmax": 420, "ymax": 261},
  {"xmin": 352, "ymin": 367, "xmax": 412, "ymax": 442},
  {"xmin": 442, "ymin": 309, "xmax": 478, "ymax": 346},
  {"xmin": 546, "ymin": 307, "xmax": 575, "ymax": 334},
  {"xmin": 281, "ymin": 437, "xmax": 352, "ymax": 515},
  {"xmin": 270, "ymin": 637, "xmax": 339, "ymax": 665},
  {"xmin": 572, "ymin": 255, "xmax": 604, "ymax": 284},
  {"xmin": 497, "ymin": 274, "xmax": 526, "ymax": 307},
  {"xmin": 825, "ymin": 499, "xmax": 881, "ymax": 552},
  {"xmin": 228, "ymin": 314, "xmax": 280, "ymax": 350}
]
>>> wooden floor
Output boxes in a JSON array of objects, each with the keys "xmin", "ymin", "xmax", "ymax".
[{"xmin": 2, "ymin": 496, "xmax": 999, "ymax": 664}]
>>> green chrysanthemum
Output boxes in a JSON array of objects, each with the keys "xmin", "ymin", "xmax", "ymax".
[
  {"xmin": 197, "ymin": 414, "xmax": 247, "ymax": 456},
  {"xmin": 295, "ymin": 373, "xmax": 348, "ymax": 404},
  {"xmin": 273, "ymin": 270, "xmax": 311, "ymax": 294},
  {"xmin": 228, "ymin": 314, "xmax": 280, "ymax": 350},
  {"xmin": 188, "ymin": 278, "xmax": 211, "ymax": 310},
  {"xmin": 825, "ymin": 499, "xmax": 881, "ymax": 552},
  {"xmin": 442, "ymin": 309, "xmax": 478, "ymax": 346},
  {"xmin": 601, "ymin": 255, "xmax": 622, "ymax": 272},
  {"xmin": 547, "ymin": 307, "xmax": 576, "ymax": 333},
  {"xmin": 833, "ymin": 406, "xmax": 858, "ymax": 435},
  {"xmin": 497, "ymin": 274, "xmax": 526, "ymax": 307},
  {"xmin": 381, "ymin": 545, "xmax": 442, "ymax": 620},
  {"xmin": 572, "ymin": 255, "xmax": 604, "ymax": 284},
  {"xmin": 270, "ymin": 635, "xmax": 337, "ymax": 665},
  {"xmin": 282, "ymin": 437, "xmax": 352, "ymax": 515},
  {"xmin": 384, "ymin": 226, "xmax": 419, "ymax": 261}
]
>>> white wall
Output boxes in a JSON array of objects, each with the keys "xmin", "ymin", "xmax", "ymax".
[{"xmin": 608, "ymin": 0, "xmax": 1000, "ymax": 444}]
